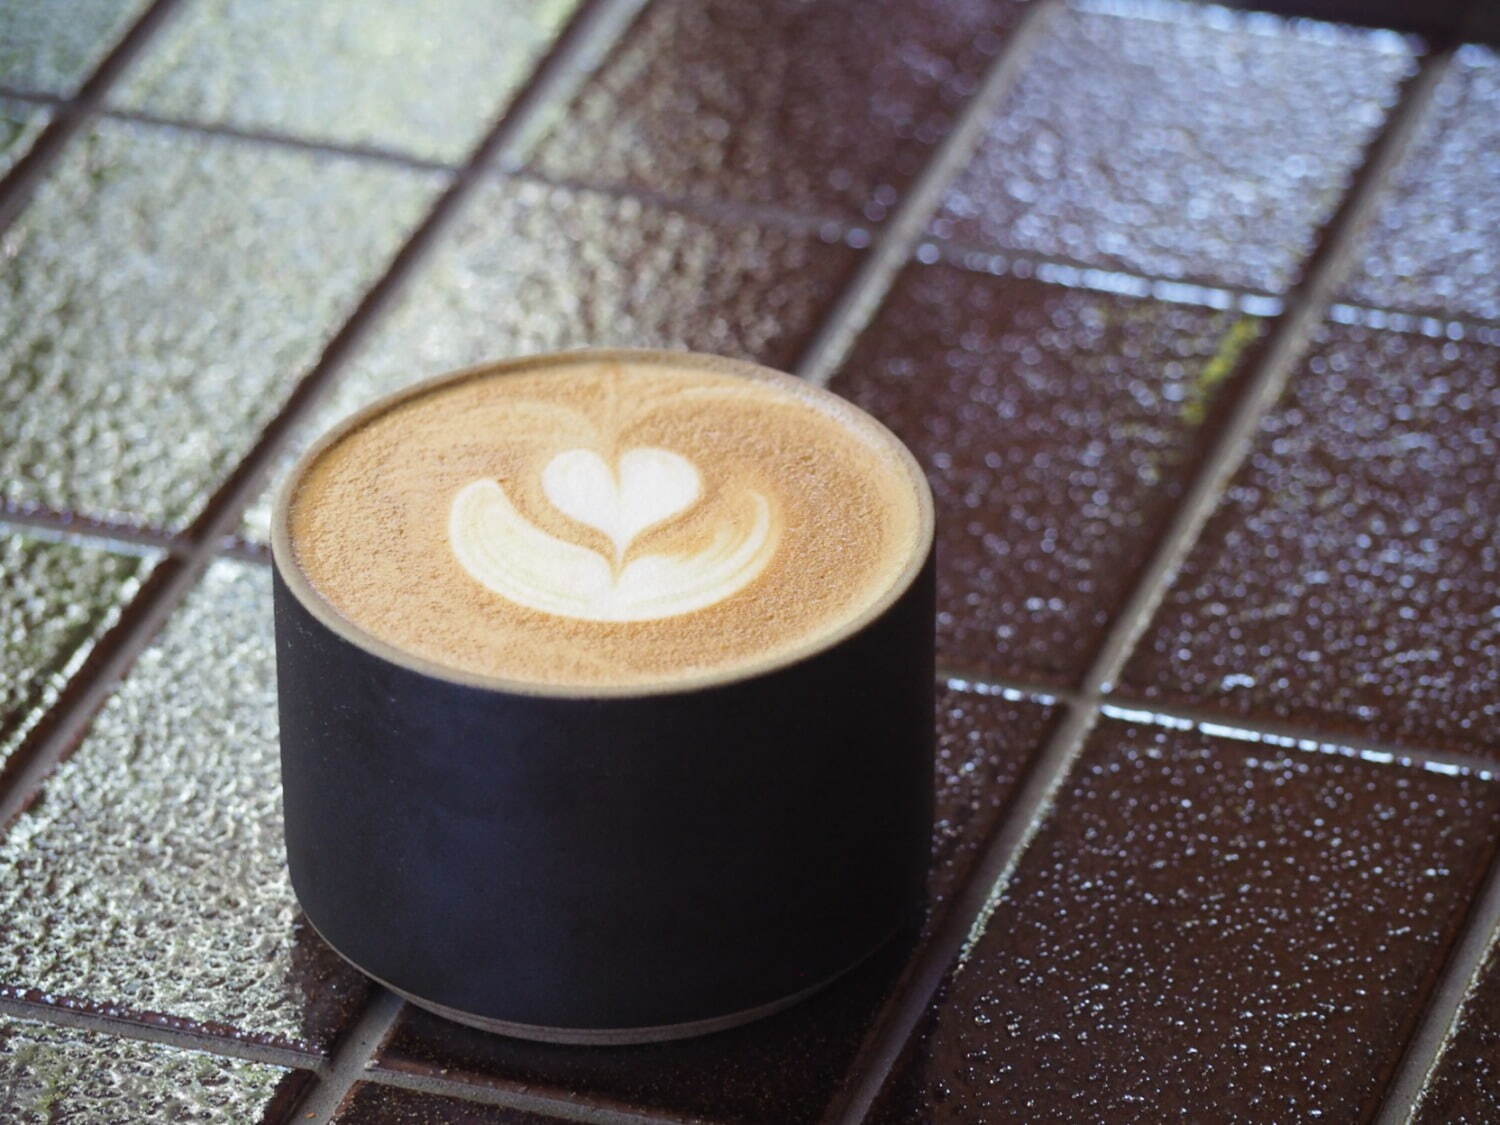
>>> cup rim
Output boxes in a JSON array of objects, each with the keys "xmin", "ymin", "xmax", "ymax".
[{"xmin": 271, "ymin": 347, "xmax": 936, "ymax": 700}]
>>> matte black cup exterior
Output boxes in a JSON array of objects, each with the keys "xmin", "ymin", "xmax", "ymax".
[{"xmin": 272, "ymin": 352, "xmax": 936, "ymax": 1044}]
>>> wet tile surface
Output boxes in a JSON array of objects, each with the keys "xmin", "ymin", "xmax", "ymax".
[
  {"xmin": 0, "ymin": 98, "xmax": 51, "ymax": 179},
  {"xmin": 334, "ymin": 1084, "xmax": 556, "ymax": 1124},
  {"xmin": 0, "ymin": 559, "xmax": 370, "ymax": 1054},
  {"xmin": 1121, "ymin": 319, "xmax": 1500, "ymax": 756},
  {"xmin": 929, "ymin": 1, "xmax": 1414, "ymax": 293},
  {"xmin": 114, "ymin": 0, "xmax": 580, "ymax": 162},
  {"xmin": 832, "ymin": 262, "xmax": 1266, "ymax": 686},
  {"xmin": 0, "ymin": 0, "xmax": 150, "ymax": 96},
  {"xmin": 527, "ymin": 0, "xmax": 1026, "ymax": 222},
  {"xmin": 0, "ymin": 118, "xmax": 443, "ymax": 532},
  {"xmin": 1414, "ymin": 932, "xmax": 1500, "ymax": 1124},
  {"xmin": 373, "ymin": 687, "xmax": 1056, "ymax": 1124},
  {"xmin": 0, "ymin": 527, "xmax": 157, "ymax": 777},
  {"xmin": 239, "ymin": 176, "xmax": 858, "ymax": 542},
  {"xmin": 0, "ymin": 1016, "xmax": 301, "ymax": 1123},
  {"xmin": 871, "ymin": 716, "xmax": 1500, "ymax": 1123},
  {"xmin": 1339, "ymin": 46, "xmax": 1500, "ymax": 325}
]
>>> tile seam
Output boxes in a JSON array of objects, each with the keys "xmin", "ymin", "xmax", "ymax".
[
  {"xmin": 0, "ymin": 0, "xmax": 189, "ymax": 235},
  {"xmin": 791, "ymin": 0, "xmax": 1068, "ymax": 388},
  {"xmin": 362, "ymin": 1063, "xmax": 702, "ymax": 1125},
  {"xmin": 280, "ymin": 989, "xmax": 402, "ymax": 1123},
  {"xmin": 0, "ymin": 507, "xmax": 187, "ymax": 556},
  {"xmin": 0, "ymin": 994, "xmax": 324, "ymax": 1074},
  {"xmin": 829, "ymin": 43, "xmax": 1461, "ymax": 1123},
  {"xmin": 93, "ymin": 106, "xmax": 459, "ymax": 173},
  {"xmin": 1374, "ymin": 842, "xmax": 1500, "ymax": 1121}
]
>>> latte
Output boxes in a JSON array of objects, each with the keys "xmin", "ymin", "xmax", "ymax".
[{"xmin": 279, "ymin": 351, "xmax": 931, "ymax": 691}]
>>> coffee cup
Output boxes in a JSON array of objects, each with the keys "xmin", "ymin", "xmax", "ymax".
[{"xmin": 271, "ymin": 349, "xmax": 935, "ymax": 1043}]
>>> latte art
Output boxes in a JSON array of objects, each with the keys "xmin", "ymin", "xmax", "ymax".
[
  {"xmin": 282, "ymin": 353, "xmax": 930, "ymax": 690},
  {"xmin": 450, "ymin": 447, "xmax": 777, "ymax": 622}
]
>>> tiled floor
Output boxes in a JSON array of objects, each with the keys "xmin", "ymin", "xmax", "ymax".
[{"xmin": 0, "ymin": 0, "xmax": 1496, "ymax": 1122}]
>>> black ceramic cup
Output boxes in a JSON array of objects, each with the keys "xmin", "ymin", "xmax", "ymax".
[{"xmin": 271, "ymin": 351, "xmax": 936, "ymax": 1044}]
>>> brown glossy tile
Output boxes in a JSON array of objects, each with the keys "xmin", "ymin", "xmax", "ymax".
[
  {"xmin": 373, "ymin": 688, "xmax": 1056, "ymax": 1125},
  {"xmin": 0, "ymin": 0, "xmax": 150, "ymax": 96},
  {"xmin": 0, "ymin": 526, "xmax": 157, "ymax": 778},
  {"xmin": 334, "ymin": 1084, "xmax": 556, "ymax": 1124},
  {"xmin": 831, "ymin": 262, "xmax": 1267, "ymax": 687},
  {"xmin": 526, "ymin": 0, "xmax": 1027, "ymax": 222},
  {"xmin": 0, "ymin": 1016, "xmax": 304, "ymax": 1123},
  {"xmin": 0, "ymin": 118, "xmax": 444, "ymax": 533},
  {"xmin": 872, "ymin": 715, "xmax": 1500, "ymax": 1122},
  {"xmin": 1414, "ymin": 932, "xmax": 1500, "ymax": 1124},
  {"xmin": 0, "ymin": 560, "xmax": 369, "ymax": 1054},
  {"xmin": 113, "ymin": 0, "xmax": 580, "ymax": 163},
  {"xmin": 929, "ymin": 1, "xmax": 1414, "ymax": 293},
  {"xmin": 0, "ymin": 97, "xmax": 51, "ymax": 179},
  {"xmin": 1339, "ymin": 46, "xmax": 1500, "ymax": 325},
  {"xmin": 239, "ymin": 177, "xmax": 859, "ymax": 542},
  {"xmin": 1121, "ymin": 318, "xmax": 1500, "ymax": 757}
]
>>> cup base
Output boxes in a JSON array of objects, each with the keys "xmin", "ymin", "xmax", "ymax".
[{"xmin": 308, "ymin": 913, "xmax": 896, "ymax": 1045}]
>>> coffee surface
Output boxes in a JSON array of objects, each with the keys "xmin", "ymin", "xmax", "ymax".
[{"xmin": 285, "ymin": 354, "xmax": 927, "ymax": 690}]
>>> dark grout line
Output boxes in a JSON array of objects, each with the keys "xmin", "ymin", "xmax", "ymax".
[
  {"xmin": 96, "ymin": 106, "xmax": 458, "ymax": 173},
  {"xmin": 0, "ymin": 86, "xmax": 66, "ymax": 106},
  {"xmin": 0, "ymin": 0, "xmax": 188, "ymax": 236},
  {"xmin": 361, "ymin": 1065, "xmax": 698, "ymax": 1125},
  {"xmin": 792, "ymin": 0, "xmax": 1066, "ymax": 388},
  {"xmin": 1375, "ymin": 862, "xmax": 1500, "ymax": 1124},
  {"xmin": 828, "ymin": 43, "xmax": 1461, "ymax": 1124},
  {"xmin": 0, "ymin": 994, "xmax": 324, "ymax": 1074},
  {"xmin": 0, "ymin": 506, "xmax": 187, "ymax": 556},
  {"xmin": 280, "ymin": 989, "xmax": 403, "ymax": 1123}
]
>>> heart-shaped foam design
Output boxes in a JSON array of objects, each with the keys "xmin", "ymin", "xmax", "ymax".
[{"xmin": 542, "ymin": 447, "xmax": 701, "ymax": 556}]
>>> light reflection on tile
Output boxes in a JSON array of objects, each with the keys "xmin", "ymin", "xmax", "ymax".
[
  {"xmin": 0, "ymin": 118, "xmax": 445, "ymax": 532},
  {"xmin": 1339, "ymin": 46, "xmax": 1500, "ymax": 324},
  {"xmin": 0, "ymin": 98, "xmax": 51, "ymax": 180},
  {"xmin": 0, "ymin": 525, "xmax": 158, "ymax": 777},
  {"xmin": 238, "ymin": 177, "xmax": 857, "ymax": 542},
  {"xmin": 930, "ymin": 1, "xmax": 1414, "ymax": 292},
  {"xmin": 0, "ymin": 560, "xmax": 370, "ymax": 1053},
  {"xmin": 526, "ymin": 0, "xmax": 1027, "ymax": 222},
  {"xmin": 0, "ymin": 0, "xmax": 150, "ymax": 95},
  {"xmin": 1121, "ymin": 320, "xmax": 1500, "ymax": 757},
  {"xmin": 872, "ymin": 717, "xmax": 1500, "ymax": 1121},
  {"xmin": 0, "ymin": 1017, "xmax": 300, "ymax": 1123},
  {"xmin": 113, "ymin": 0, "xmax": 580, "ymax": 162},
  {"xmin": 832, "ymin": 262, "xmax": 1266, "ymax": 686}
]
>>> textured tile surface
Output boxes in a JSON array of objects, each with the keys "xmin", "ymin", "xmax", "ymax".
[
  {"xmin": 0, "ymin": 1017, "xmax": 299, "ymax": 1123},
  {"xmin": 930, "ymin": 1, "xmax": 1413, "ymax": 292},
  {"xmin": 0, "ymin": 119, "xmax": 443, "ymax": 532},
  {"xmin": 832, "ymin": 263, "xmax": 1265, "ymax": 686},
  {"xmin": 0, "ymin": 98, "xmax": 50, "ymax": 180},
  {"xmin": 527, "ymin": 0, "xmax": 1025, "ymax": 222},
  {"xmin": 1340, "ymin": 46, "xmax": 1500, "ymax": 324},
  {"xmin": 0, "ymin": 0, "xmax": 150, "ymax": 95},
  {"xmin": 239, "ymin": 177, "xmax": 857, "ymax": 542},
  {"xmin": 872, "ymin": 716, "xmax": 1500, "ymax": 1122},
  {"xmin": 1121, "ymin": 320, "xmax": 1500, "ymax": 756},
  {"xmin": 334, "ymin": 1084, "xmax": 555, "ymax": 1124},
  {"xmin": 0, "ymin": 560, "xmax": 369, "ymax": 1053},
  {"xmin": 0, "ymin": 527, "xmax": 156, "ymax": 776},
  {"xmin": 1414, "ymin": 933, "xmax": 1500, "ymax": 1124},
  {"xmin": 114, "ymin": 0, "xmax": 579, "ymax": 162},
  {"xmin": 374, "ymin": 688, "xmax": 1055, "ymax": 1125}
]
